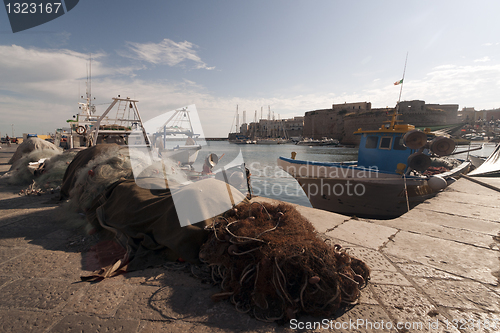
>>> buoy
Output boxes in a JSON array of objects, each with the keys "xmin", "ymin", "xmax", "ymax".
[
  {"xmin": 428, "ymin": 175, "xmax": 447, "ymax": 191},
  {"xmin": 403, "ymin": 129, "xmax": 427, "ymax": 149},
  {"xmin": 395, "ymin": 163, "xmax": 406, "ymax": 174},
  {"xmin": 430, "ymin": 136, "xmax": 455, "ymax": 156},
  {"xmin": 407, "ymin": 152, "xmax": 431, "ymax": 172},
  {"xmin": 76, "ymin": 126, "xmax": 86, "ymax": 135},
  {"xmin": 229, "ymin": 170, "xmax": 245, "ymax": 187}
]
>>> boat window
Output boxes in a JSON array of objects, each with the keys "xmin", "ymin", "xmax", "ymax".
[
  {"xmin": 379, "ymin": 137, "xmax": 392, "ymax": 150},
  {"xmin": 365, "ymin": 136, "xmax": 378, "ymax": 149},
  {"xmin": 393, "ymin": 136, "xmax": 407, "ymax": 150}
]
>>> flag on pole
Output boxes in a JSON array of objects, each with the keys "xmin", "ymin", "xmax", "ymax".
[{"xmin": 394, "ymin": 79, "xmax": 403, "ymax": 85}]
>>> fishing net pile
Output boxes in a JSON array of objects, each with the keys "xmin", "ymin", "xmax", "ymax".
[
  {"xmin": 67, "ymin": 145, "xmax": 133, "ymax": 212},
  {"xmin": 8, "ymin": 137, "xmax": 61, "ymax": 165},
  {"xmin": 3, "ymin": 148, "xmax": 62, "ymax": 185},
  {"xmin": 199, "ymin": 201, "xmax": 370, "ymax": 322},
  {"xmin": 62, "ymin": 144, "xmax": 189, "ymax": 212},
  {"xmin": 1, "ymin": 146, "xmax": 78, "ymax": 194}
]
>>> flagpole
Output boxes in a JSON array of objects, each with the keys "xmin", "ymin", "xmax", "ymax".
[{"xmin": 397, "ymin": 52, "xmax": 409, "ymax": 106}]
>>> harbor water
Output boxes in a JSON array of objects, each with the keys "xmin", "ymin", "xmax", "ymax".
[
  {"xmin": 192, "ymin": 141, "xmax": 357, "ymax": 207},
  {"xmin": 191, "ymin": 141, "xmax": 497, "ymax": 208}
]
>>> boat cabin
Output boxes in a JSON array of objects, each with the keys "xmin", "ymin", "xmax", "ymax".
[{"xmin": 354, "ymin": 116, "xmax": 431, "ymax": 174}]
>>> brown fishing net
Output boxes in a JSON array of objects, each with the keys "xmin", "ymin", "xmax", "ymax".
[{"xmin": 199, "ymin": 201, "xmax": 370, "ymax": 322}]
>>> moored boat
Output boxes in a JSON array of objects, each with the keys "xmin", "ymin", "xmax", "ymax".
[
  {"xmin": 296, "ymin": 137, "xmax": 339, "ymax": 146},
  {"xmin": 278, "ymin": 110, "xmax": 471, "ymax": 219}
]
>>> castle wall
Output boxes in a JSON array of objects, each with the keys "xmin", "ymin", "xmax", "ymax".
[
  {"xmin": 303, "ymin": 100, "xmax": 460, "ymax": 146},
  {"xmin": 342, "ymin": 110, "xmax": 389, "ymax": 145}
]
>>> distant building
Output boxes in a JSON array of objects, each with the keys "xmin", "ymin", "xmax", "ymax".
[
  {"xmin": 475, "ymin": 108, "xmax": 500, "ymax": 122},
  {"xmin": 458, "ymin": 107, "xmax": 476, "ymax": 122},
  {"xmin": 398, "ymin": 100, "xmax": 458, "ymax": 126},
  {"xmin": 244, "ymin": 116, "xmax": 303, "ymax": 139},
  {"xmin": 458, "ymin": 107, "xmax": 500, "ymax": 123}
]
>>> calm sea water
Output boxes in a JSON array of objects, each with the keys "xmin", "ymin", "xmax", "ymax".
[
  {"xmin": 190, "ymin": 141, "xmax": 497, "ymax": 208},
  {"xmin": 191, "ymin": 141, "xmax": 358, "ymax": 207}
]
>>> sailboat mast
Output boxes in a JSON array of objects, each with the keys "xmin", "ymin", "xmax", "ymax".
[
  {"xmin": 89, "ymin": 54, "xmax": 92, "ymax": 103},
  {"xmin": 236, "ymin": 105, "xmax": 239, "ymax": 133}
]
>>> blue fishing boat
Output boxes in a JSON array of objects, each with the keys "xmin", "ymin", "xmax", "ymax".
[{"xmin": 277, "ymin": 110, "xmax": 471, "ymax": 219}]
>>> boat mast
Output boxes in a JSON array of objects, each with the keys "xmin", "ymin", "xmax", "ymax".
[
  {"xmin": 391, "ymin": 52, "xmax": 408, "ymax": 128},
  {"xmin": 397, "ymin": 52, "xmax": 408, "ymax": 106}
]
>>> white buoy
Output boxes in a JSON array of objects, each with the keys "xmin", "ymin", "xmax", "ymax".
[{"xmin": 428, "ymin": 175, "xmax": 447, "ymax": 191}]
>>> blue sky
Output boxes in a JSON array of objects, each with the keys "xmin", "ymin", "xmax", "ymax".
[{"xmin": 1, "ymin": 0, "xmax": 499, "ymax": 137}]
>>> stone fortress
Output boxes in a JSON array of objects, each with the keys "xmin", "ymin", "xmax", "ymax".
[{"xmin": 302, "ymin": 101, "xmax": 459, "ymax": 145}]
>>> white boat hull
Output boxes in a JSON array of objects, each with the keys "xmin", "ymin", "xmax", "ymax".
[{"xmin": 162, "ymin": 145, "xmax": 201, "ymax": 166}]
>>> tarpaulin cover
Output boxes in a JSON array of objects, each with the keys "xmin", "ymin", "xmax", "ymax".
[
  {"xmin": 468, "ymin": 144, "xmax": 500, "ymax": 176},
  {"xmin": 82, "ymin": 177, "xmax": 246, "ymax": 280}
]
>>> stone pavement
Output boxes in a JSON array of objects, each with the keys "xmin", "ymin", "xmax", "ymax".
[{"xmin": 0, "ymin": 144, "xmax": 499, "ymax": 332}]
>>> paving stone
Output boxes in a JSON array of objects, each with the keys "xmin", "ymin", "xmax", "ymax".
[
  {"xmin": 322, "ymin": 236, "xmax": 358, "ymax": 249},
  {"xmin": 444, "ymin": 178, "xmax": 500, "ymax": 198},
  {"xmin": 0, "ymin": 249, "xmax": 92, "ymax": 280},
  {"xmin": 396, "ymin": 263, "xmax": 463, "ymax": 280},
  {"xmin": 0, "ymin": 196, "xmax": 52, "ymax": 213},
  {"xmin": 117, "ymin": 266, "xmax": 175, "ymax": 286},
  {"xmin": 386, "ymin": 307, "xmax": 459, "ymax": 333},
  {"xmin": 139, "ymin": 319, "xmax": 276, "ymax": 333},
  {"xmin": 0, "ymin": 309, "xmax": 62, "ymax": 332},
  {"xmin": 382, "ymin": 231, "xmax": 499, "ymax": 285},
  {"xmin": 435, "ymin": 190, "xmax": 500, "ymax": 208},
  {"xmin": 326, "ymin": 220, "xmax": 398, "ymax": 249},
  {"xmin": 413, "ymin": 278, "xmax": 500, "ymax": 312},
  {"xmin": 115, "ymin": 284, "xmax": 279, "ymax": 330},
  {"xmin": 294, "ymin": 204, "xmax": 347, "ymax": 234},
  {"xmin": 0, "ymin": 275, "xmax": 13, "ymax": 287},
  {"xmin": 346, "ymin": 247, "xmax": 398, "ymax": 272},
  {"xmin": 0, "ymin": 209, "xmax": 61, "ymax": 247},
  {"xmin": 401, "ymin": 208, "xmax": 500, "ymax": 236},
  {"xmin": 0, "ymin": 246, "xmax": 27, "ymax": 264},
  {"xmin": 375, "ymin": 213, "xmax": 498, "ymax": 250},
  {"xmin": 418, "ymin": 196, "xmax": 499, "ymax": 222},
  {"xmin": 313, "ymin": 304, "xmax": 397, "ymax": 332},
  {"xmin": 369, "ymin": 270, "xmax": 413, "ymax": 286},
  {"xmin": 446, "ymin": 309, "xmax": 500, "ymax": 333},
  {"xmin": 0, "ymin": 278, "xmax": 82, "ymax": 310},
  {"xmin": 371, "ymin": 284, "xmax": 434, "ymax": 309},
  {"xmin": 68, "ymin": 279, "xmax": 131, "ymax": 315},
  {"xmin": 114, "ymin": 285, "xmax": 168, "ymax": 321},
  {"xmin": 383, "ymin": 254, "xmax": 413, "ymax": 264},
  {"xmin": 358, "ymin": 285, "xmax": 379, "ymax": 305},
  {"xmin": 49, "ymin": 314, "xmax": 140, "ymax": 332}
]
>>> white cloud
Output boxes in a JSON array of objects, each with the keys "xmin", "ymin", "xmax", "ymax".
[
  {"xmin": 123, "ymin": 38, "xmax": 215, "ymax": 70},
  {"xmin": 474, "ymin": 56, "xmax": 490, "ymax": 63}
]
